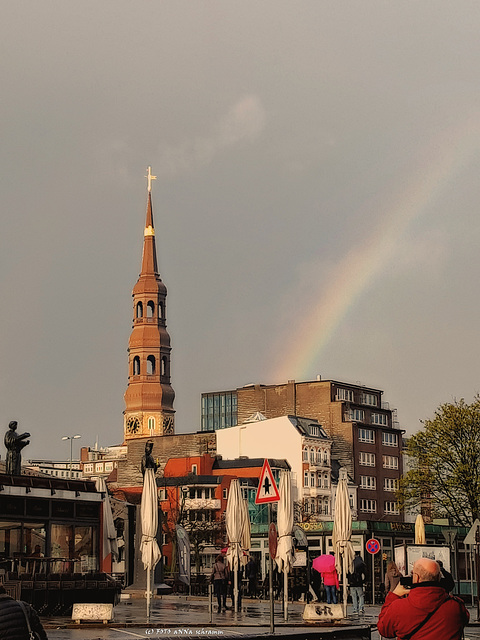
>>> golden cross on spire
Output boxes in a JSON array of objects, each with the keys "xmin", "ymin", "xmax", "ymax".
[{"xmin": 145, "ymin": 166, "xmax": 157, "ymax": 192}]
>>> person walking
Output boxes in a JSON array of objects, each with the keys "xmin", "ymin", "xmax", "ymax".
[
  {"xmin": 245, "ymin": 556, "xmax": 258, "ymax": 597},
  {"xmin": 348, "ymin": 550, "xmax": 367, "ymax": 615},
  {"xmin": 0, "ymin": 584, "xmax": 48, "ymax": 640},
  {"xmin": 384, "ymin": 560, "xmax": 403, "ymax": 593},
  {"xmin": 211, "ymin": 554, "xmax": 229, "ymax": 613},
  {"xmin": 377, "ymin": 558, "xmax": 468, "ymax": 640}
]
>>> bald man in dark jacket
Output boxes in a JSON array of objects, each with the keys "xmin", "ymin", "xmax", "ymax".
[{"xmin": 0, "ymin": 586, "xmax": 48, "ymax": 640}]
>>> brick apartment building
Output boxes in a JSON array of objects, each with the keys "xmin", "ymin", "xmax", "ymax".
[{"xmin": 202, "ymin": 378, "xmax": 404, "ymax": 522}]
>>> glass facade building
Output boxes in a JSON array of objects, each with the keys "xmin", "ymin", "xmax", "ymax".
[{"xmin": 201, "ymin": 391, "xmax": 238, "ymax": 431}]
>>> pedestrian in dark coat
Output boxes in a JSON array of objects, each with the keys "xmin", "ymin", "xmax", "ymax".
[{"xmin": 0, "ymin": 585, "xmax": 48, "ymax": 640}]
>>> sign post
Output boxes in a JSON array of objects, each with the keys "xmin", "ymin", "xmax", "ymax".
[
  {"xmin": 366, "ymin": 538, "xmax": 380, "ymax": 605},
  {"xmin": 255, "ymin": 460, "xmax": 280, "ymax": 633}
]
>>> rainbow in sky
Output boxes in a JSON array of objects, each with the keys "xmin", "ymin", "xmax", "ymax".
[{"xmin": 271, "ymin": 116, "xmax": 480, "ymax": 382}]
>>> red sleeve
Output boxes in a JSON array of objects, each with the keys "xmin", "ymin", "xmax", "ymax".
[{"xmin": 377, "ymin": 591, "xmax": 402, "ymax": 639}]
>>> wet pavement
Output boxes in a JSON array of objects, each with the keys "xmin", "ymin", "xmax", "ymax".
[{"xmin": 39, "ymin": 594, "xmax": 480, "ymax": 640}]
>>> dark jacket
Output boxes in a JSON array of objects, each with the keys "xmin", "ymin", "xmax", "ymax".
[
  {"xmin": 348, "ymin": 555, "xmax": 367, "ymax": 587},
  {"xmin": 377, "ymin": 583, "xmax": 469, "ymax": 640},
  {"xmin": 0, "ymin": 594, "xmax": 48, "ymax": 640},
  {"xmin": 439, "ymin": 567, "xmax": 455, "ymax": 593}
]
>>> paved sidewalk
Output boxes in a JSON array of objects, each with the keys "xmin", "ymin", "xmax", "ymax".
[
  {"xmin": 42, "ymin": 594, "xmax": 379, "ymax": 630},
  {"xmin": 40, "ymin": 594, "xmax": 480, "ymax": 634}
]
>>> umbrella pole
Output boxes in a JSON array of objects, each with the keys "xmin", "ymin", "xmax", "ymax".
[
  {"xmin": 234, "ymin": 560, "xmax": 238, "ymax": 612},
  {"xmin": 284, "ymin": 569, "xmax": 288, "ymax": 621},
  {"xmin": 342, "ymin": 553, "xmax": 347, "ymax": 618},
  {"xmin": 147, "ymin": 566, "xmax": 151, "ymax": 619}
]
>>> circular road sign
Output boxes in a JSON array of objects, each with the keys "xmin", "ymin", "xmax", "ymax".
[
  {"xmin": 366, "ymin": 538, "xmax": 380, "ymax": 555},
  {"xmin": 269, "ymin": 522, "xmax": 278, "ymax": 559}
]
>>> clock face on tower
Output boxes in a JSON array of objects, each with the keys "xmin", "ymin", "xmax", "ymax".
[{"xmin": 126, "ymin": 417, "xmax": 140, "ymax": 434}]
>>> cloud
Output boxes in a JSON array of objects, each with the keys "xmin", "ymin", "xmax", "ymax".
[
  {"xmin": 157, "ymin": 95, "xmax": 266, "ymax": 177},
  {"xmin": 393, "ymin": 228, "xmax": 450, "ymax": 278}
]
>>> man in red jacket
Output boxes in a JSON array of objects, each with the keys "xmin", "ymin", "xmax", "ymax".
[{"xmin": 377, "ymin": 558, "xmax": 468, "ymax": 640}]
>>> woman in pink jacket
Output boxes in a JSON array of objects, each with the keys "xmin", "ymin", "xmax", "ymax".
[{"xmin": 321, "ymin": 559, "xmax": 340, "ymax": 605}]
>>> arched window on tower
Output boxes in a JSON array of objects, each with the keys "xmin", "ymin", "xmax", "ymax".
[
  {"xmin": 133, "ymin": 356, "xmax": 141, "ymax": 376},
  {"xmin": 147, "ymin": 301, "xmax": 155, "ymax": 318},
  {"xmin": 148, "ymin": 416, "xmax": 155, "ymax": 431},
  {"xmin": 161, "ymin": 356, "xmax": 168, "ymax": 377},
  {"xmin": 159, "ymin": 301, "xmax": 164, "ymax": 319},
  {"xmin": 136, "ymin": 301, "xmax": 143, "ymax": 318},
  {"xmin": 147, "ymin": 355, "xmax": 156, "ymax": 375}
]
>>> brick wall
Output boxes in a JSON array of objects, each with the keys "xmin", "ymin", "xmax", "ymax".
[{"xmin": 116, "ymin": 433, "xmax": 216, "ymax": 487}]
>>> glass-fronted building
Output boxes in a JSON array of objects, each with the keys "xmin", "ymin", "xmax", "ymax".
[{"xmin": 201, "ymin": 391, "xmax": 237, "ymax": 431}]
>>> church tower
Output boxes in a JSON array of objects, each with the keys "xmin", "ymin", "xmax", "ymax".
[{"xmin": 124, "ymin": 167, "xmax": 175, "ymax": 440}]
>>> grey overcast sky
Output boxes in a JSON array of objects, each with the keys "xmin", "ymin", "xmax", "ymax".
[{"xmin": 2, "ymin": 1, "xmax": 480, "ymax": 461}]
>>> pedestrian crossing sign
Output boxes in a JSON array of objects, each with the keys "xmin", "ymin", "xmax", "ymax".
[{"xmin": 255, "ymin": 459, "xmax": 280, "ymax": 504}]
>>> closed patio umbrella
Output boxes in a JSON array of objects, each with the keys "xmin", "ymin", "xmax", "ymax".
[
  {"xmin": 225, "ymin": 478, "xmax": 244, "ymax": 612},
  {"xmin": 275, "ymin": 469, "xmax": 294, "ymax": 622},
  {"xmin": 415, "ymin": 514, "xmax": 426, "ymax": 544},
  {"xmin": 141, "ymin": 468, "xmax": 161, "ymax": 618},
  {"xmin": 96, "ymin": 476, "xmax": 119, "ymax": 572},
  {"xmin": 241, "ymin": 498, "xmax": 251, "ymax": 566},
  {"xmin": 332, "ymin": 473, "xmax": 355, "ymax": 617}
]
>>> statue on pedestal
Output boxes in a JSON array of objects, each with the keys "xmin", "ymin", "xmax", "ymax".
[
  {"xmin": 141, "ymin": 440, "xmax": 159, "ymax": 476},
  {"xmin": 4, "ymin": 421, "xmax": 30, "ymax": 475}
]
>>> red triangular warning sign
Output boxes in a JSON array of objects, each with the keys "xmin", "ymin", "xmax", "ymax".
[{"xmin": 255, "ymin": 459, "xmax": 280, "ymax": 504}]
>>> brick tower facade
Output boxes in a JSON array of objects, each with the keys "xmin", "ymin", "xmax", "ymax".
[{"xmin": 123, "ymin": 168, "xmax": 175, "ymax": 440}]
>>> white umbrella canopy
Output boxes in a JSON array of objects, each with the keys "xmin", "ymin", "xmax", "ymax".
[
  {"xmin": 275, "ymin": 470, "xmax": 294, "ymax": 573},
  {"xmin": 415, "ymin": 514, "xmax": 426, "ymax": 544},
  {"xmin": 332, "ymin": 474, "xmax": 355, "ymax": 616},
  {"xmin": 225, "ymin": 478, "xmax": 245, "ymax": 611},
  {"xmin": 95, "ymin": 476, "xmax": 118, "ymax": 569},
  {"xmin": 275, "ymin": 469, "xmax": 294, "ymax": 621},
  {"xmin": 141, "ymin": 468, "xmax": 161, "ymax": 617}
]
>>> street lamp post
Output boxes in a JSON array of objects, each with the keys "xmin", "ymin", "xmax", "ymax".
[{"xmin": 62, "ymin": 435, "xmax": 81, "ymax": 478}]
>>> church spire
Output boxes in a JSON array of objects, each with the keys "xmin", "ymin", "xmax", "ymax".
[
  {"xmin": 140, "ymin": 167, "xmax": 158, "ymax": 276},
  {"xmin": 124, "ymin": 167, "xmax": 175, "ymax": 440}
]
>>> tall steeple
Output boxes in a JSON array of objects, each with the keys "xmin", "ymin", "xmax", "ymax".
[{"xmin": 124, "ymin": 167, "xmax": 175, "ymax": 440}]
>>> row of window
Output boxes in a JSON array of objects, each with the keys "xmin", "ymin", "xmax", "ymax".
[
  {"xmin": 41, "ymin": 468, "xmax": 82, "ymax": 478},
  {"xmin": 188, "ymin": 487, "xmax": 216, "ymax": 499},
  {"xmin": 303, "ymin": 497, "xmax": 331, "ymax": 515},
  {"xmin": 358, "ymin": 429, "xmax": 399, "ymax": 446},
  {"xmin": 360, "ymin": 476, "xmax": 399, "ymax": 491},
  {"xmin": 346, "ymin": 410, "xmax": 390, "ymax": 426},
  {"xmin": 83, "ymin": 461, "xmax": 115, "ymax": 474},
  {"xmin": 359, "ymin": 452, "xmax": 399, "ymax": 469},
  {"xmin": 303, "ymin": 472, "xmax": 330, "ymax": 488},
  {"xmin": 302, "ymin": 447, "xmax": 330, "ymax": 465},
  {"xmin": 336, "ymin": 388, "xmax": 379, "ymax": 406},
  {"xmin": 360, "ymin": 499, "xmax": 400, "ymax": 514}
]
